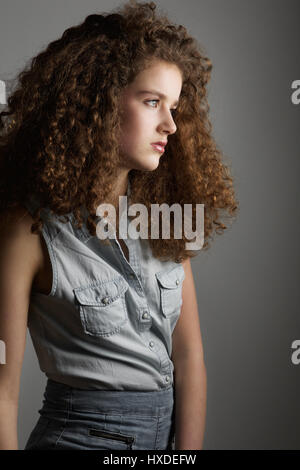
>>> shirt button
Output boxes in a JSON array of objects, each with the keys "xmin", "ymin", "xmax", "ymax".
[
  {"xmin": 142, "ymin": 312, "xmax": 149, "ymax": 319},
  {"xmin": 129, "ymin": 273, "xmax": 135, "ymax": 279},
  {"xmin": 149, "ymin": 341, "xmax": 154, "ymax": 348},
  {"xmin": 165, "ymin": 375, "xmax": 170, "ymax": 382},
  {"xmin": 102, "ymin": 297, "xmax": 110, "ymax": 305},
  {"xmin": 175, "ymin": 279, "xmax": 179, "ymax": 285}
]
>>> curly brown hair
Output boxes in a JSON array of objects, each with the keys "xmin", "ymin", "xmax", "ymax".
[{"xmin": 0, "ymin": 0, "xmax": 239, "ymax": 263}]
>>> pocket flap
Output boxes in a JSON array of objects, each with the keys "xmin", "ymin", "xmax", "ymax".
[
  {"xmin": 155, "ymin": 264, "xmax": 185, "ymax": 289},
  {"xmin": 74, "ymin": 276, "xmax": 128, "ymax": 306}
]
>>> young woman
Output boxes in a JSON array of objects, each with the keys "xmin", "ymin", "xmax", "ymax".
[{"xmin": 0, "ymin": 0, "xmax": 238, "ymax": 450}]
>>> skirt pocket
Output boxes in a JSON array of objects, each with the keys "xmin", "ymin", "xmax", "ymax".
[
  {"xmin": 88, "ymin": 428, "xmax": 135, "ymax": 450},
  {"xmin": 54, "ymin": 421, "xmax": 133, "ymax": 450}
]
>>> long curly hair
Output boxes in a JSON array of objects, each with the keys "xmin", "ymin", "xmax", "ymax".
[{"xmin": 0, "ymin": 0, "xmax": 239, "ymax": 262}]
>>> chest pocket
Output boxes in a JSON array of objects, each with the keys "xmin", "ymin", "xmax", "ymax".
[
  {"xmin": 73, "ymin": 276, "xmax": 129, "ymax": 337},
  {"xmin": 155, "ymin": 264, "xmax": 185, "ymax": 319}
]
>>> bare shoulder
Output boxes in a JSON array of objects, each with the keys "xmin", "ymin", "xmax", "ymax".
[
  {"xmin": 0, "ymin": 204, "xmax": 43, "ymax": 279},
  {"xmin": 181, "ymin": 257, "xmax": 193, "ymax": 281},
  {"xmin": 0, "ymin": 204, "xmax": 34, "ymax": 234}
]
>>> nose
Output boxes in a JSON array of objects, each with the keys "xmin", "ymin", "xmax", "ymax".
[{"xmin": 157, "ymin": 109, "xmax": 177, "ymax": 135}]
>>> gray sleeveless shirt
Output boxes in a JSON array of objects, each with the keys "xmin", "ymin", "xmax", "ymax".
[{"xmin": 25, "ymin": 181, "xmax": 185, "ymax": 390}]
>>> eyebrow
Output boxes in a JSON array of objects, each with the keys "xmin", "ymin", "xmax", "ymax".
[{"xmin": 137, "ymin": 89, "xmax": 179, "ymax": 107}]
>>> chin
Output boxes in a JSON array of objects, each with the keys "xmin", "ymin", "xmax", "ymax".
[{"xmin": 132, "ymin": 154, "xmax": 161, "ymax": 172}]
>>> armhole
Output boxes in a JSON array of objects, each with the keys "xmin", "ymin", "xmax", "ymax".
[
  {"xmin": 40, "ymin": 224, "xmax": 58, "ymax": 297},
  {"xmin": 23, "ymin": 197, "xmax": 58, "ymax": 297}
]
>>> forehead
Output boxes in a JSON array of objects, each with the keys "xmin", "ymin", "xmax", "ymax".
[
  {"xmin": 123, "ymin": 61, "xmax": 183, "ymax": 100},
  {"xmin": 133, "ymin": 61, "xmax": 183, "ymax": 84}
]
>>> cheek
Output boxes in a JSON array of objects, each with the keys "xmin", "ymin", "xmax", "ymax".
[{"xmin": 121, "ymin": 110, "xmax": 149, "ymax": 147}]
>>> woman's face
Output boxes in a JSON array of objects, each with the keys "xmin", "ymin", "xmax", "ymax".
[{"xmin": 118, "ymin": 60, "xmax": 183, "ymax": 172}]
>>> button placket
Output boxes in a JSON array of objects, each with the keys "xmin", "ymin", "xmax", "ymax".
[
  {"xmin": 114, "ymin": 236, "xmax": 130, "ymax": 266},
  {"xmin": 139, "ymin": 308, "xmax": 152, "ymax": 330},
  {"xmin": 126, "ymin": 238, "xmax": 143, "ymax": 283},
  {"xmin": 111, "ymin": 236, "xmax": 144, "ymax": 296}
]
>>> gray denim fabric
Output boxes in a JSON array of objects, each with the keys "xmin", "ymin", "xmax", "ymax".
[
  {"xmin": 24, "ymin": 180, "xmax": 185, "ymax": 391},
  {"xmin": 24, "ymin": 378, "xmax": 175, "ymax": 450}
]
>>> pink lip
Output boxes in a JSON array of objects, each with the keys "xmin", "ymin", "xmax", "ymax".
[
  {"xmin": 152, "ymin": 141, "xmax": 167, "ymax": 147},
  {"xmin": 151, "ymin": 143, "xmax": 165, "ymax": 153}
]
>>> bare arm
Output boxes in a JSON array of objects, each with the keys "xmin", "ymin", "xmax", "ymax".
[
  {"xmin": 0, "ymin": 207, "xmax": 43, "ymax": 449},
  {"xmin": 171, "ymin": 258, "xmax": 207, "ymax": 450}
]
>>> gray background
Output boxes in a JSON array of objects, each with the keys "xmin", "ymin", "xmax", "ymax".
[{"xmin": 0, "ymin": 0, "xmax": 299, "ymax": 450}]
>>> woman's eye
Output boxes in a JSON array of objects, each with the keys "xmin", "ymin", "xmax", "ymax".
[
  {"xmin": 145, "ymin": 99, "xmax": 159, "ymax": 107},
  {"xmin": 145, "ymin": 100, "xmax": 177, "ymax": 116}
]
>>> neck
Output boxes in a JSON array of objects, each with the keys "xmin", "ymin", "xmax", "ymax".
[{"xmin": 105, "ymin": 170, "xmax": 130, "ymax": 215}]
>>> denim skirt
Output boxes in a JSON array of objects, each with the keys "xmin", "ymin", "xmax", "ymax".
[{"xmin": 24, "ymin": 379, "xmax": 175, "ymax": 450}]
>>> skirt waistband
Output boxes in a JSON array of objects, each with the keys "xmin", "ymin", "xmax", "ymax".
[{"xmin": 42, "ymin": 379, "xmax": 174, "ymax": 416}]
